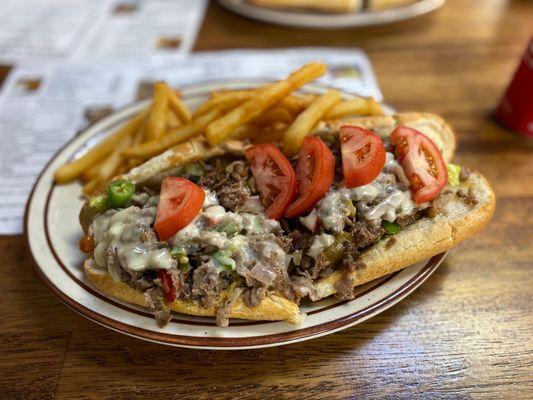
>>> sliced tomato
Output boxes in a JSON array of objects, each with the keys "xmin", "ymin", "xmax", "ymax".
[
  {"xmin": 340, "ymin": 125, "xmax": 386, "ymax": 188},
  {"xmin": 391, "ymin": 125, "xmax": 448, "ymax": 203},
  {"xmin": 245, "ymin": 143, "xmax": 297, "ymax": 220},
  {"xmin": 158, "ymin": 270, "xmax": 175, "ymax": 303},
  {"xmin": 285, "ymin": 136, "xmax": 334, "ymax": 218},
  {"xmin": 154, "ymin": 177, "xmax": 205, "ymax": 241}
]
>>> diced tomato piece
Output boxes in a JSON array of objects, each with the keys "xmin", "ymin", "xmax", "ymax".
[{"xmin": 158, "ymin": 270, "xmax": 175, "ymax": 303}]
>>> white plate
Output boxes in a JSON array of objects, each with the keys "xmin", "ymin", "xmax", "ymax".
[
  {"xmin": 218, "ymin": 0, "xmax": 445, "ymax": 29},
  {"xmin": 25, "ymin": 81, "xmax": 446, "ymax": 350}
]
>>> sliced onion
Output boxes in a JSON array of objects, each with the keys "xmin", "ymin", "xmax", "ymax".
[
  {"xmin": 300, "ymin": 211, "xmax": 318, "ymax": 232},
  {"xmin": 291, "ymin": 277, "xmax": 311, "ymax": 297},
  {"xmin": 228, "ymin": 287, "xmax": 245, "ymax": 307},
  {"xmin": 106, "ymin": 248, "xmax": 123, "ymax": 283},
  {"xmin": 392, "ymin": 164, "xmax": 410, "ymax": 188},
  {"xmin": 241, "ymin": 196, "xmax": 264, "ymax": 214},
  {"xmin": 216, "ymin": 287, "xmax": 244, "ymax": 328},
  {"xmin": 249, "ymin": 264, "xmax": 277, "ymax": 285},
  {"xmin": 292, "ymin": 250, "xmax": 303, "ymax": 266}
]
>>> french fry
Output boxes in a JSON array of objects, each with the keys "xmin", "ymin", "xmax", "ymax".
[
  {"xmin": 206, "ymin": 62, "xmax": 327, "ymax": 145},
  {"xmin": 191, "ymin": 100, "xmax": 217, "ymax": 119},
  {"xmin": 297, "ymin": 93, "xmax": 319, "ymax": 103},
  {"xmin": 193, "ymin": 90, "xmax": 255, "ymax": 118},
  {"xmin": 127, "ymin": 158, "xmax": 143, "ymax": 170},
  {"xmin": 230, "ymin": 124, "xmax": 260, "ymax": 140},
  {"xmin": 133, "ymin": 117, "xmax": 148, "ymax": 144},
  {"xmin": 166, "ymin": 110, "xmax": 182, "ymax": 130},
  {"xmin": 211, "ymin": 89, "xmax": 257, "ymax": 99},
  {"xmin": 146, "ymin": 82, "xmax": 168, "ymax": 140},
  {"xmin": 99, "ymin": 136, "xmax": 132, "ymax": 179},
  {"xmin": 81, "ymin": 159, "xmax": 103, "ymax": 183},
  {"xmin": 53, "ymin": 108, "xmax": 148, "ymax": 183},
  {"xmin": 82, "ymin": 177, "xmax": 101, "ymax": 196},
  {"xmin": 283, "ymin": 89, "xmax": 341, "ymax": 155},
  {"xmin": 195, "ymin": 96, "xmax": 253, "ymax": 118},
  {"xmin": 115, "ymin": 163, "xmax": 129, "ymax": 176},
  {"xmin": 83, "ymin": 113, "xmax": 147, "ymax": 181},
  {"xmin": 276, "ymin": 94, "xmax": 315, "ymax": 114},
  {"xmin": 195, "ymin": 90, "xmax": 313, "ymax": 119},
  {"xmin": 167, "ymin": 86, "xmax": 191, "ymax": 123},
  {"xmin": 324, "ymin": 97, "xmax": 384, "ymax": 119},
  {"xmin": 127, "ymin": 118, "xmax": 148, "ymax": 169},
  {"xmin": 83, "ymin": 134, "xmax": 133, "ymax": 196},
  {"xmin": 252, "ymin": 106, "xmax": 294, "ymax": 125},
  {"xmin": 209, "ymin": 90, "xmax": 314, "ymax": 113},
  {"xmin": 123, "ymin": 108, "xmax": 222, "ymax": 160},
  {"xmin": 369, "ymin": 98, "xmax": 385, "ymax": 116}
]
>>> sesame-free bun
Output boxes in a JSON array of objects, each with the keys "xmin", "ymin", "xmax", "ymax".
[{"xmin": 82, "ymin": 113, "xmax": 494, "ymax": 324}]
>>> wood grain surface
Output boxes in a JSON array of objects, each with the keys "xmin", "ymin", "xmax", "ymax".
[{"xmin": 1, "ymin": 0, "xmax": 532, "ymax": 399}]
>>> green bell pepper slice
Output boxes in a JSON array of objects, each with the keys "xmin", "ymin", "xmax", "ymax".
[{"xmin": 383, "ymin": 221, "xmax": 401, "ymax": 235}]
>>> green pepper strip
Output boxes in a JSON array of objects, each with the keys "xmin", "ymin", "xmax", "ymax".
[
  {"xmin": 324, "ymin": 232, "xmax": 354, "ymax": 265},
  {"xmin": 89, "ymin": 195, "xmax": 109, "ymax": 214},
  {"xmin": 344, "ymin": 199, "xmax": 356, "ymax": 217},
  {"xmin": 446, "ymin": 163, "xmax": 461, "ymax": 186},
  {"xmin": 170, "ymin": 246, "xmax": 191, "ymax": 271},
  {"xmin": 107, "ymin": 179, "xmax": 135, "ymax": 208},
  {"xmin": 216, "ymin": 221, "xmax": 239, "ymax": 236},
  {"xmin": 213, "ymin": 250, "xmax": 236, "ymax": 271},
  {"xmin": 383, "ymin": 221, "xmax": 401, "ymax": 235},
  {"xmin": 185, "ymin": 163, "xmax": 204, "ymax": 178}
]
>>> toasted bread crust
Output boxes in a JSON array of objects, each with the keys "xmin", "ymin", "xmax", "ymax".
[
  {"xmin": 123, "ymin": 136, "xmax": 245, "ymax": 185},
  {"xmin": 84, "ymin": 260, "xmax": 302, "ymax": 324}
]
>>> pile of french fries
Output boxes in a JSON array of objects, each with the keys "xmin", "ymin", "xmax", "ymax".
[
  {"xmin": 54, "ymin": 62, "xmax": 384, "ymax": 196},
  {"xmin": 53, "ymin": 81, "xmax": 192, "ymax": 195}
]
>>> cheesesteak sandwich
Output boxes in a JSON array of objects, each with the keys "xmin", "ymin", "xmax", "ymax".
[{"xmin": 78, "ymin": 112, "xmax": 494, "ymax": 327}]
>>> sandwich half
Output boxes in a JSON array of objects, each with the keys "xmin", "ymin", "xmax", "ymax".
[{"xmin": 80, "ymin": 113, "xmax": 494, "ymax": 327}]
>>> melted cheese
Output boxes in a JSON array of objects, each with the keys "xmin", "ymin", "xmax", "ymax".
[
  {"xmin": 308, "ymin": 234, "xmax": 335, "ymax": 259},
  {"xmin": 317, "ymin": 190, "xmax": 352, "ymax": 233},
  {"xmin": 311, "ymin": 152, "xmax": 422, "ymax": 231},
  {"xmin": 91, "ymin": 206, "xmax": 174, "ymax": 276}
]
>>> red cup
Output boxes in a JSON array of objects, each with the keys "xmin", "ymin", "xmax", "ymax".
[{"xmin": 495, "ymin": 38, "xmax": 533, "ymax": 137}]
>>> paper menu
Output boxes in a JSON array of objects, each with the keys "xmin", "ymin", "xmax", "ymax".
[
  {"xmin": 72, "ymin": 0, "xmax": 207, "ymax": 63},
  {"xmin": 127, "ymin": 48, "xmax": 382, "ymax": 101},
  {"xmin": 0, "ymin": 63, "xmax": 138, "ymax": 234},
  {"xmin": 0, "ymin": 0, "xmax": 208, "ymax": 63},
  {"xmin": 0, "ymin": 48, "xmax": 382, "ymax": 234},
  {"xmin": 0, "ymin": 0, "xmax": 103, "ymax": 62},
  {"xmin": 0, "ymin": 100, "xmax": 73, "ymax": 233}
]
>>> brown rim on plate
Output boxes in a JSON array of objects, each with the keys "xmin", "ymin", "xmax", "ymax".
[{"xmin": 24, "ymin": 82, "xmax": 445, "ymax": 348}]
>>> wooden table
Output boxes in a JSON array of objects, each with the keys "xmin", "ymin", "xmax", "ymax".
[{"xmin": 1, "ymin": 1, "xmax": 532, "ymax": 398}]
